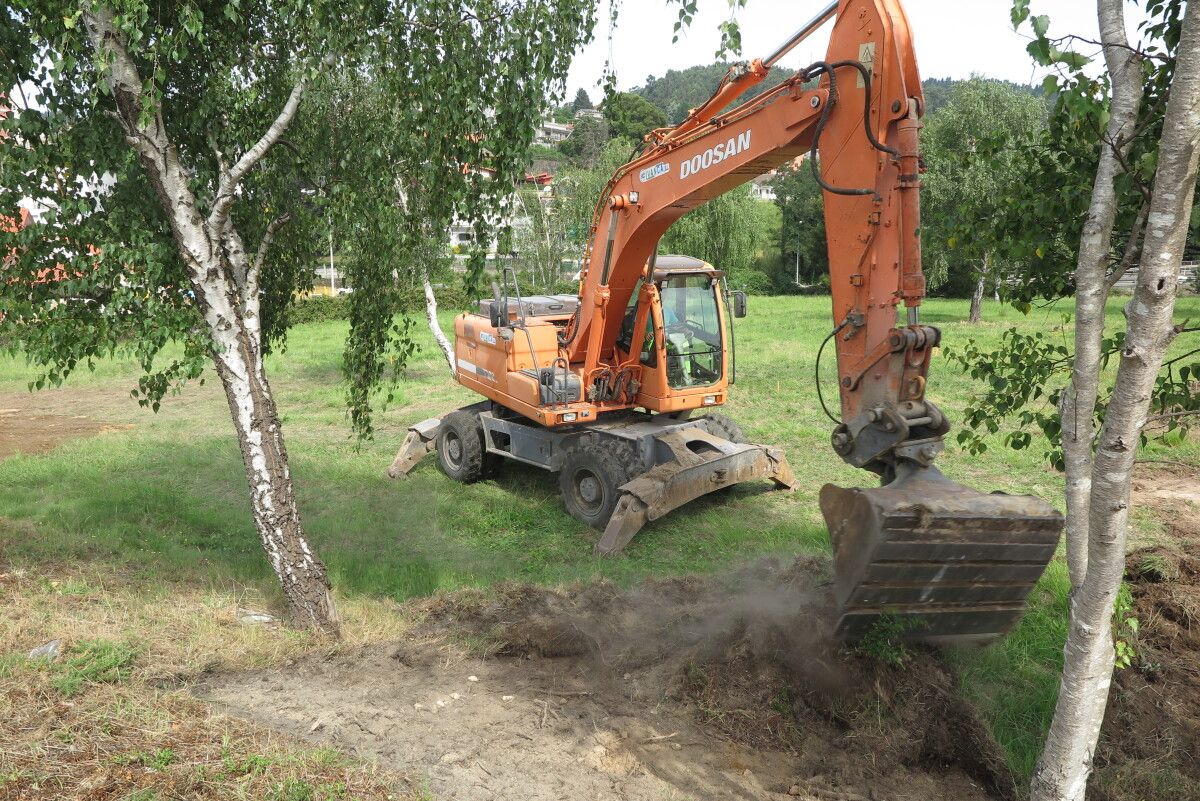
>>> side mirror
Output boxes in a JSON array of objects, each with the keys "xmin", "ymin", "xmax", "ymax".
[
  {"xmin": 489, "ymin": 281, "xmax": 504, "ymax": 329},
  {"xmin": 732, "ymin": 290, "xmax": 748, "ymax": 319}
]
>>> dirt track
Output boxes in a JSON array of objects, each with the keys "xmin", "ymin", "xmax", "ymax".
[
  {"xmin": 0, "ymin": 407, "xmax": 131, "ymax": 460},
  {"xmin": 197, "ymin": 560, "xmax": 1015, "ymax": 801}
]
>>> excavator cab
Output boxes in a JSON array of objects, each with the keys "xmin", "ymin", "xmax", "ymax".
[{"xmin": 616, "ymin": 259, "xmax": 734, "ymax": 400}]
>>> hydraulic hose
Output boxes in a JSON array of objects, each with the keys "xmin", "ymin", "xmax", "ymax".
[{"xmin": 802, "ymin": 59, "xmax": 902, "ymax": 197}]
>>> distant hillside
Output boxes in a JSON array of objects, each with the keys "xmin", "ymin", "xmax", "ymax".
[
  {"xmin": 632, "ymin": 63, "xmax": 797, "ymax": 124},
  {"xmin": 633, "ymin": 67, "xmax": 1040, "ymax": 123}
]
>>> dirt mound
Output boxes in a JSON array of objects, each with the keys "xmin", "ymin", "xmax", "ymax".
[
  {"xmin": 197, "ymin": 558, "xmax": 1015, "ymax": 801},
  {"xmin": 0, "ymin": 408, "xmax": 130, "ymax": 459},
  {"xmin": 1132, "ymin": 464, "xmax": 1200, "ymax": 539},
  {"xmin": 1093, "ymin": 542, "xmax": 1200, "ymax": 801}
]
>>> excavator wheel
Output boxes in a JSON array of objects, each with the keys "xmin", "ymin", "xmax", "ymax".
[
  {"xmin": 559, "ymin": 439, "xmax": 640, "ymax": 530},
  {"xmin": 700, "ymin": 413, "xmax": 748, "ymax": 444},
  {"xmin": 437, "ymin": 410, "xmax": 497, "ymax": 483}
]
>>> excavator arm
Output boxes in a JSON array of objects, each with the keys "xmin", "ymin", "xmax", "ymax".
[{"xmin": 563, "ymin": 0, "xmax": 1063, "ymax": 643}]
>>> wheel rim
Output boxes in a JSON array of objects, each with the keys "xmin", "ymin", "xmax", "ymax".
[
  {"xmin": 444, "ymin": 432, "xmax": 463, "ymax": 469},
  {"xmin": 571, "ymin": 468, "xmax": 605, "ymax": 515}
]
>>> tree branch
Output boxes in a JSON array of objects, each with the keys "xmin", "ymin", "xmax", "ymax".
[
  {"xmin": 1106, "ymin": 201, "xmax": 1150, "ymax": 290},
  {"xmin": 253, "ymin": 214, "xmax": 292, "ymax": 275},
  {"xmin": 1050, "ymin": 34, "xmax": 1166, "ymax": 61},
  {"xmin": 1148, "ymin": 409, "xmax": 1200, "ymax": 422},
  {"xmin": 207, "ymin": 74, "xmax": 310, "ymax": 231}
]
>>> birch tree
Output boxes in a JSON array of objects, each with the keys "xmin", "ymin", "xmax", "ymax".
[
  {"xmin": 1031, "ymin": 3, "xmax": 1200, "ymax": 796},
  {"xmin": 1, "ymin": 0, "xmax": 592, "ymax": 632}
]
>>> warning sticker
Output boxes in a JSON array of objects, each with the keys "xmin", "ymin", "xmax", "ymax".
[{"xmin": 858, "ymin": 42, "xmax": 876, "ymax": 88}]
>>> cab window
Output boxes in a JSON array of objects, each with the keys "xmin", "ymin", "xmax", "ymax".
[{"xmin": 660, "ymin": 274, "xmax": 723, "ymax": 388}]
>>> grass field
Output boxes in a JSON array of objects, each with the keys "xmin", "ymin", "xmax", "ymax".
[{"xmin": 3, "ymin": 293, "xmax": 1198, "ymax": 784}]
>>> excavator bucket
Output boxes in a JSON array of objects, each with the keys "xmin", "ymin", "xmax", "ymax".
[{"xmin": 820, "ymin": 467, "xmax": 1063, "ymax": 645}]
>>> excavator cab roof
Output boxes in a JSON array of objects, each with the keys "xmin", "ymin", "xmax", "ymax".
[{"xmin": 652, "ymin": 255, "xmax": 724, "ymax": 281}]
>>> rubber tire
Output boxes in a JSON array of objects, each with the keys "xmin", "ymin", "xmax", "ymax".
[
  {"xmin": 558, "ymin": 439, "xmax": 640, "ymax": 531},
  {"xmin": 437, "ymin": 410, "xmax": 492, "ymax": 483},
  {"xmin": 701, "ymin": 412, "xmax": 747, "ymax": 444}
]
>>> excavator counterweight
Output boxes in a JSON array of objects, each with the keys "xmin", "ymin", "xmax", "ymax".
[{"xmin": 389, "ymin": 0, "xmax": 1062, "ymax": 646}]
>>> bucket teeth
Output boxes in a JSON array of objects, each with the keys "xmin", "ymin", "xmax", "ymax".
[{"xmin": 820, "ymin": 466, "xmax": 1063, "ymax": 645}]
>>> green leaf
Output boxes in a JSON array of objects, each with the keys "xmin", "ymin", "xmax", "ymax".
[{"xmin": 1011, "ymin": 0, "xmax": 1031, "ymax": 28}]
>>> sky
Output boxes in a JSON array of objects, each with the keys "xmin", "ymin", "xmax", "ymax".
[{"xmin": 564, "ymin": 0, "xmax": 1151, "ymax": 98}]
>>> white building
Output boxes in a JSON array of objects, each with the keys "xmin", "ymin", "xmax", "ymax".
[
  {"xmin": 749, "ymin": 173, "xmax": 778, "ymax": 202},
  {"xmin": 535, "ymin": 118, "xmax": 574, "ymax": 146}
]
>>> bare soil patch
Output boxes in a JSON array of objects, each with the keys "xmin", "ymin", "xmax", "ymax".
[
  {"xmin": 1093, "ymin": 465, "xmax": 1200, "ymax": 801},
  {"xmin": 1132, "ymin": 463, "xmax": 1200, "ymax": 539},
  {"xmin": 0, "ymin": 407, "xmax": 131, "ymax": 460},
  {"xmin": 196, "ymin": 558, "xmax": 1015, "ymax": 801}
]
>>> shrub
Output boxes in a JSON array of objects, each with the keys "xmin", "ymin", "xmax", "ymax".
[{"xmin": 288, "ymin": 285, "xmax": 479, "ymax": 327}]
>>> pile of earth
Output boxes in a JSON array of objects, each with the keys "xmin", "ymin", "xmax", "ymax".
[{"xmin": 197, "ymin": 557, "xmax": 1017, "ymax": 801}]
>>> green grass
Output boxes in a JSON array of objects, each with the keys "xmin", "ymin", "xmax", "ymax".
[
  {"xmin": 49, "ymin": 638, "xmax": 142, "ymax": 697},
  {"xmin": 2, "ymin": 294, "xmax": 1198, "ymax": 779}
]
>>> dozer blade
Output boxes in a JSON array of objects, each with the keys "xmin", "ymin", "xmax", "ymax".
[
  {"xmin": 386, "ymin": 416, "xmax": 442, "ymax": 479},
  {"xmin": 596, "ymin": 427, "xmax": 795, "ymax": 556},
  {"xmin": 820, "ymin": 466, "xmax": 1063, "ymax": 645}
]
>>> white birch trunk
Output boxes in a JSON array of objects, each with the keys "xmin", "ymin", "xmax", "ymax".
[
  {"xmin": 423, "ymin": 271, "xmax": 456, "ymax": 375},
  {"xmin": 84, "ymin": 6, "xmax": 339, "ymax": 634},
  {"xmin": 1031, "ymin": 4, "xmax": 1200, "ymax": 797},
  {"xmin": 1059, "ymin": 0, "xmax": 1145, "ymax": 594}
]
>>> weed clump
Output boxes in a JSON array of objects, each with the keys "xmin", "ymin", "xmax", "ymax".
[
  {"xmin": 51, "ymin": 638, "xmax": 141, "ymax": 697},
  {"xmin": 855, "ymin": 613, "xmax": 921, "ymax": 668}
]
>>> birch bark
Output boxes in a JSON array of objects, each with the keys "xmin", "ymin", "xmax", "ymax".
[
  {"xmin": 968, "ymin": 254, "xmax": 988, "ymax": 324},
  {"xmin": 1031, "ymin": 3, "xmax": 1200, "ymax": 797},
  {"xmin": 423, "ymin": 271, "xmax": 457, "ymax": 375},
  {"xmin": 83, "ymin": 6, "xmax": 339, "ymax": 634},
  {"xmin": 1059, "ymin": 0, "xmax": 1144, "ymax": 594}
]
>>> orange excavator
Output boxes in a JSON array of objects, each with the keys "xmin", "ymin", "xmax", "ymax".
[{"xmin": 391, "ymin": 0, "xmax": 1063, "ymax": 643}]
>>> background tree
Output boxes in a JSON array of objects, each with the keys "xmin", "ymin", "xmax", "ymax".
[
  {"xmin": 571, "ymin": 87, "xmax": 594, "ymax": 113},
  {"xmin": 511, "ymin": 186, "xmax": 573, "ymax": 293},
  {"xmin": 632, "ymin": 62, "xmax": 796, "ymax": 124},
  {"xmin": 0, "ymin": 0, "xmax": 593, "ymax": 633},
  {"xmin": 601, "ymin": 91, "xmax": 667, "ymax": 142},
  {"xmin": 554, "ymin": 137, "xmax": 639, "ymax": 252},
  {"xmin": 921, "ymin": 77, "xmax": 1048, "ymax": 320},
  {"xmin": 560, "ymin": 114, "xmax": 609, "ymax": 167},
  {"xmin": 773, "ymin": 160, "xmax": 829, "ymax": 293},
  {"xmin": 659, "ymin": 185, "xmax": 779, "ymax": 291}
]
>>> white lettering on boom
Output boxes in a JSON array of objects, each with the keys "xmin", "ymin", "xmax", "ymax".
[{"xmin": 680, "ymin": 130, "xmax": 752, "ymax": 179}]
